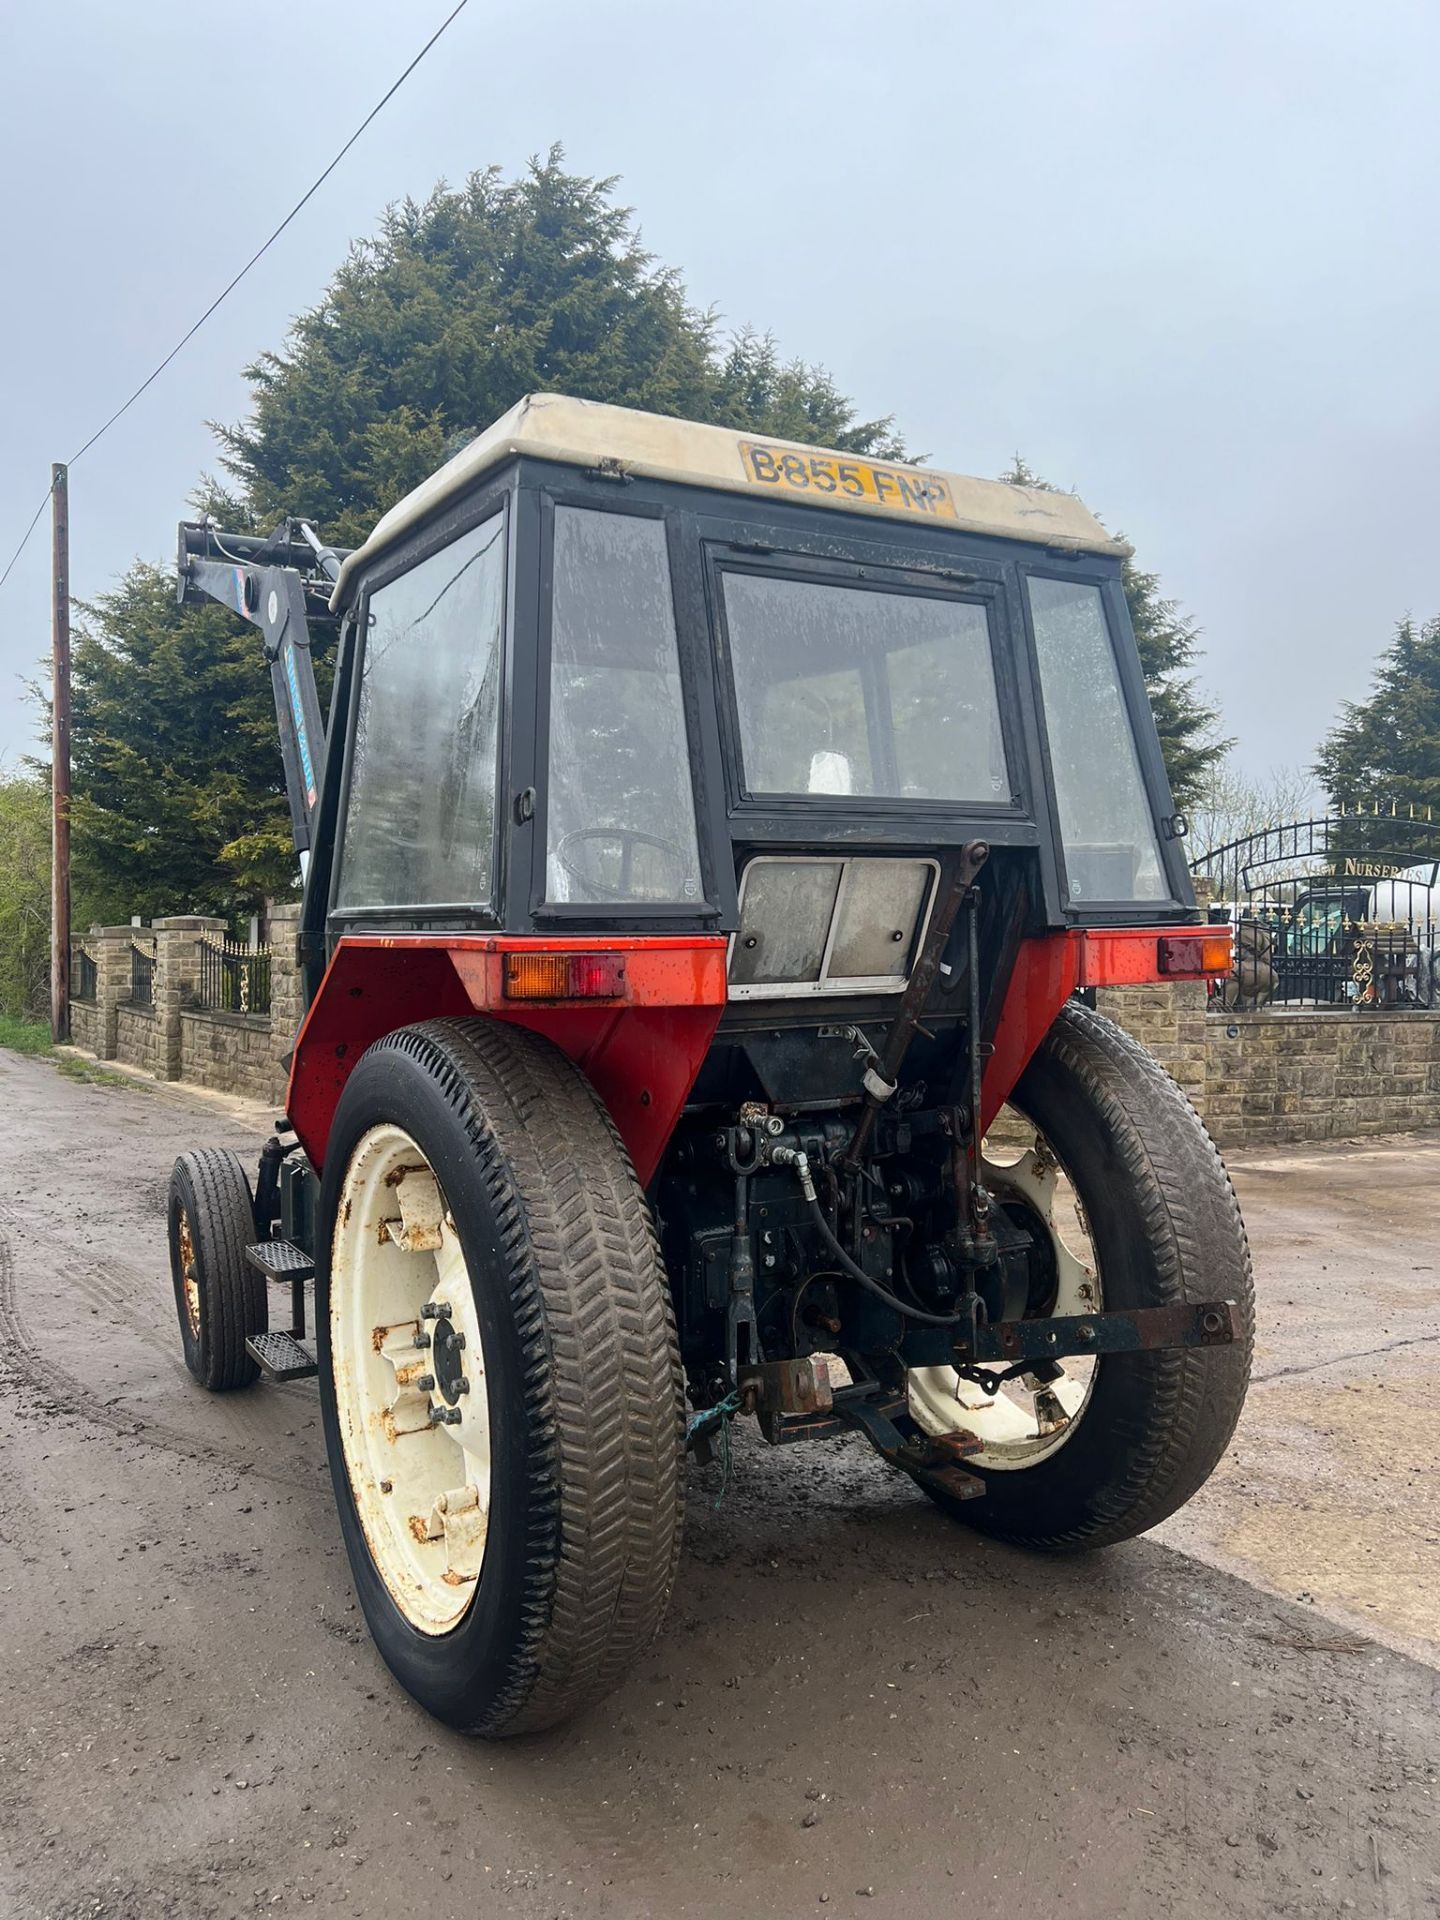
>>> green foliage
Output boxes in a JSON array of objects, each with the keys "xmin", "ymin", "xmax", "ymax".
[
  {"xmin": 1000, "ymin": 456, "xmax": 1226, "ymax": 808},
  {"xmin": 1314, "ymin": 615, "xmax": 1440, "ymax": 820},
  {"xmin": 75, "ymin": 150, "xmax": 903, "ymax": 911},
  {"xmin": 216, "ymin": 150, "xmax": 901, "ymax": 545},
  {"xmin": 69, "ymin": 567, "xmax": 302, "ymax": 919},
  {"xmin": 709, "ymin": 331, "xmax": 905, "ymax": 459},
  {"xmin": 0, "ymin": 771, "xmax": 51, "ymax": 1020},
  {"xmin": 0, "ymin": 1013, "xmax": 52, "ymax": 1054}
]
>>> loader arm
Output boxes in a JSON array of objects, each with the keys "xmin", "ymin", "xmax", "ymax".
[{"xmin": 177, "ymin": 520, "xmax": 351, "ymax": 862}]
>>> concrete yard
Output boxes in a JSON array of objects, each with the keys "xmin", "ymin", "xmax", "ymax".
[{"xmin": 0, "ymin": 1047, "xmax": 1436, "ymax": 1919}]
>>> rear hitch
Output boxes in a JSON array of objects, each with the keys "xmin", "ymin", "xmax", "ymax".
[
  {"xmin": 839, "ymin": 1392, "xmax": 985, "ymax": 1502},
  {"xmin": 738, "ymin": 1355, "xmax": 834, "ymax": 1441},
  {"xmin": 957, "ymin": 1300, "xmax": 1242, "ymax": 1366}
]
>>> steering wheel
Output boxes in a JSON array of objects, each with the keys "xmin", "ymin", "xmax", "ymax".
[{"xmin": 554, "ymin": 826, "xmax": 693, "ymax": 902}]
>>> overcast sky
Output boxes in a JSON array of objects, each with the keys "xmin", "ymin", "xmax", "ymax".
[{"xmin": 1, "ymin": 0, "xmax": 1436, "ymax": 787}]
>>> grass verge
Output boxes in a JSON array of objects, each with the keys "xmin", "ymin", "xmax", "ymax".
[
  {"xmin": 0, "ymin": 1017, "xmax": 145, "ymax": 1090},
  {"xmin": 0, "ymin": 1015, "xmax": 53, "ymax": 1055}
]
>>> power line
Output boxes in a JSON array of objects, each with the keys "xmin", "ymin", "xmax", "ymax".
[
  {"xmin": 0, "ymin": 488, "xmax": 54, "ymax": 595},
  {"xmin": 0, "ymin": 0, "xmax": 470, "ymax": 597}
]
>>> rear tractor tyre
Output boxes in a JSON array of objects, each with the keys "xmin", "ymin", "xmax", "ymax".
[
  {"xmin": 909, "ymin": 1000, "xmax": 1254, "ymax": 1550},
  {"xmin": 168, "ymin": 1148, "xmax": 267, "ymax": 1391},
  {"xmin": 317, "ymin": 1018, "xmax": 685, "ymax": 1737}
]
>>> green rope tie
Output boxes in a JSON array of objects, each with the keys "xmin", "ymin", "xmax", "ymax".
[{"xmin": 686, "ymin": 1390, "xmax": 744, "ymax": 1507}]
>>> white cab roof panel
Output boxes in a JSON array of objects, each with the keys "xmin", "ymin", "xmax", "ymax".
[{"xmin": 331, "ymin": 393, "xmax": 1128, "ymax": 607}]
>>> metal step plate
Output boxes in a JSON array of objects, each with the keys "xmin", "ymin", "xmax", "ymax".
[
  {"xmin": 246, "ymin": 1331, "xmax": 318, "ymax": 1382},
  {"xmin": 245, "ymin": 1239, "xmax": 315, "ymax": 1283}
]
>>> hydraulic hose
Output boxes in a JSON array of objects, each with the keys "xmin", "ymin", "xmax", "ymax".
[{"xmin": 772, "ymin": 1147, "xmax": 967, "ymax": 1328}]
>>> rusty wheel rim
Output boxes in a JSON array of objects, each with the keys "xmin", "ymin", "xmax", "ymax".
[
  {"xmin": 177, "ymin": 1205, "xmax": 202, "ymax": 1341},
  {"xmin": 329, "ymin": 1124, "xmax": 492, "ymax": 1635}
]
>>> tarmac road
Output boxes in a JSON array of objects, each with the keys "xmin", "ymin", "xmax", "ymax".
[{"xmin": 0, "ymin": 1048, "xmax": 1436, "ymax": 1920}]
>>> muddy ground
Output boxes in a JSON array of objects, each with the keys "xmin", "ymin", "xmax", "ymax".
[{"xmin": 0, "ymin": 1048, "xmax": 1436, "ymax": 1920}]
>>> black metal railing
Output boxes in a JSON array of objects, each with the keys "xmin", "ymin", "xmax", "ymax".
[
  {"xmin": 72, "ymin": 947, "xmax": 98, "ymax": 1004},
  {"xmin": 1192, "ymin": 808, "xmax": 1440, "ymax": 1012},
  {"xmin": 130, "ymin": 941, "xmax": 155, "ymax": 1008},
  {"xmin": 1212, "ymin": 906, "xmax": 1438, "ymax": 1012},
  {"xmin": 196, "ymin": 937, "xmax": 272, "ymax": 1016}
]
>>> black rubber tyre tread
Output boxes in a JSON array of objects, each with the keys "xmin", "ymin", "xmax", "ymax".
[
  {"xmin": 925, "ymin": 1000, "xmax": 1254, "ymax": 1552},
  {"xmin": 317, "ymin": 1018, "xmax": 684, "ymax": 1737},
  {"xmin": 168, "ymin": 1148, "xmax": 266, "ymax": 1392}
]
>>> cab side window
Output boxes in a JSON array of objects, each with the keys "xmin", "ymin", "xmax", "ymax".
[
  {"xmin": 1026, "ymin": 576, "xmax": 1169, "ymax": 904},
  {"xmin": 544, "ymin": 508, "xmax": 702, "ymax": 905},
  {"xmin": 336, "ymin": 511, "xmax": 506, "ymax": 911}
]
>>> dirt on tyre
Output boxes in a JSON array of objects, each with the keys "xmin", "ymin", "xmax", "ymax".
[
  {"xmin": 920, "ymin": 1000, "xmax": 1254, "ymax": 1550},
  {"xmin": 316, "ymin": 1017, "xmax": 685, "ymax": 1738},
  {"xmin": 168, "ymin": 1148, "xmax": 267, "ymax": 1391}
]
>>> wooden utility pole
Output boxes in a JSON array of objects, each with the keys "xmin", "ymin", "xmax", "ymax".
[{"xmin": 51, "ymin": 463, "xmax": 71, "ymax": 1044}]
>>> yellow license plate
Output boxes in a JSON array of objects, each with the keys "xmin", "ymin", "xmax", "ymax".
[{"xmin": 739, "ymin": 442, "xmax": 957, "ymax": 519}]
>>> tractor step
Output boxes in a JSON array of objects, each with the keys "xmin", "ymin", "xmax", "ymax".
[
  {"xmin": 245, "ymin": 1239, "xmax": 315, "ymax": 1283},
  {"xmin": 246, "ymin": 1330, "xmax": 318, "ymax": 1382}
]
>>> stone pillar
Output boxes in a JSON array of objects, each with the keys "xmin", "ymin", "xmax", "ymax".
[
  {"xmin": 267, "ymin": 903, "xmax": 305, "ymax": 1091},
  {"xmin": 152, "ymin": 915, "xmax": 227, "ymax": 1080},
  {"xmin": 86, "ymin": 924, "xmax": 139, "ymax": 1059}
]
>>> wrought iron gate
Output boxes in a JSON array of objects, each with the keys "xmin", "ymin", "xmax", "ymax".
[{"xmin": 1190, "ymin": 807, "xmax": 1440, "ymax": 1011}]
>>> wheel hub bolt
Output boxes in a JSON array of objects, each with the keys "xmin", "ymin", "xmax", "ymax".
[
  {"xmin": 415, "ymin": 1374, "xmax": 436, "ymax": 1392},
  {"xmin": 429, "ymin": 1406, "xmax": 462, "ymax": 1426},
  {"xmin": 421, "ymin": 1301, "xmax": 453, "ymax": 1321},
  {"xmin": 413, "ymin": 1331, "xmax": 432, "ymax": 1349}
]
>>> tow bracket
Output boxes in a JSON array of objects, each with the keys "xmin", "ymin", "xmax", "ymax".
[
  {"xmin": 839, "ymin": 1393, "xmax": 986, "ymax": 1502},
  {"xmin": 959, "ymin": 1300, "xmax": 1242, "ymax": 1367}
]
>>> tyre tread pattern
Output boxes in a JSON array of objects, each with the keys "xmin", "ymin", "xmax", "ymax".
[
  {"xmin": 171, "ymin": 1148, "xmax": 266, "ymax": 1392},
  {"xmin": 967, "ymin": 1000, "xmax": 1255, "ymax": 1552},
  {"xmin": 371, "ymin": 1019, "xmax": 684, "ymax": 1736}
]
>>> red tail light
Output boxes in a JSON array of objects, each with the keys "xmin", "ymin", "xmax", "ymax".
[
  {"xmin": 502, "ymin": 951, "xmax": 628, "ymax": 1001},
  {"xmin": 1157, "ymin": 933, "xmax": 1232, "ymax": 977}
]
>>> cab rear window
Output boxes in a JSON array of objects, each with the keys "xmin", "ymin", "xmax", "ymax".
[{"xmin": 721, "ymin": 572, "xmax": 1009, "ymax": 805}]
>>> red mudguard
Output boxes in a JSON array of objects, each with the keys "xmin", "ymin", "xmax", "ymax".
[
  {"xmin": 979, "ymin": 927, "xmax": 1229, "ymax": 1131},
  {"xmin": 285, "ymin": 936, "xmax": 728, "ymax": 1185}
]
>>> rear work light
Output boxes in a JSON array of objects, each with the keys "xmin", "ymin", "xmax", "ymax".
[
  {"xmin": 1156, "ymin": 933, "xmax": 1233, "ymax": 978},
  {"xmin": 502, "ymin": 951, "xmax": 628, "ymax": 1001}
]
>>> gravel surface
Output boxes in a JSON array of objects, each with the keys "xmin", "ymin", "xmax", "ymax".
[{"xmin": 1, "ymin": 1048, "xmax": 1436, "ymax": 1919}]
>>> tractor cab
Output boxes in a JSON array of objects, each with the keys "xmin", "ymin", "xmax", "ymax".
[
  {"xmin": 169, "ymin": 398, "xmax": 1249, "ymax": 1738},
  {"xmin": 313, "ymin": 394, "xmax": 1190, "ymax": 955}
]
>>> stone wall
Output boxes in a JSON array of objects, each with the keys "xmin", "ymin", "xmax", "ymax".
[
  {"xmin": 180, "ymin": 1011, "xmax": 287, "ymax": 1107},
  {"xmin": 115, "ymin": 1004, "xmax": 165, "ymax": 1076},
  {"xmin": 68, "ymin": 995, "xmax": 103, "ymax": 1054},
  {"xmin": 1202, "ymin": 1008, "xmax": 1440, "ymax": 1146},
  {"xmin": 67, "ymin": 904, "xmax": 302, "ymax": 1105}
]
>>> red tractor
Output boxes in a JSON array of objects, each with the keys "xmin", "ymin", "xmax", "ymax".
[{"xmin": 169, "ymin": 396, "xmax": 1250, "ymax": 1735}]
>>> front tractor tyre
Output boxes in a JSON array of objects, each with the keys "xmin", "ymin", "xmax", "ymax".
[
  {"xmin": 317, "ymin": 1018, "xmax": 685, "ymax": 1737},
  {"xmin": 168, "ymin": 1149, "xmax": 268, "ymax": 1391},
  {"xmin": 910, "ymin": 1001, "xmax": 1254, "ymax": 1550}
]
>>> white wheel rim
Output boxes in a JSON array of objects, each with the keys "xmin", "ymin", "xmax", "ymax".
[
  {"xmin": 908, "ymin": 1128, "xmax": 1101, "ymax": 1471},
  {"xmin": 330, "ymin": 1124, "xmax": 492, "ymax": 1633}
]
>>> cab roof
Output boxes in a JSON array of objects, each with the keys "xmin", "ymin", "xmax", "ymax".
[{"xmin": 330, "ymin": 392, "xmax": 1129, "ymax": 609}]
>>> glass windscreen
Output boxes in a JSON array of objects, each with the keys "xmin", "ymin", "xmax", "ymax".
[
  {"xmin": 545, "ymin": 508, "xmax": 702, "ymax": 905},
  {"xmin": 722, "ymin": 572, "xmax": 1009, "ymax": 803},
  {"xmin": 336, "ymin": 511, "xmax": 505, "ymax": 910},
  {"xmin": 1026, "ymin": 576, "xmax": 1169, "ymax": 903}
]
